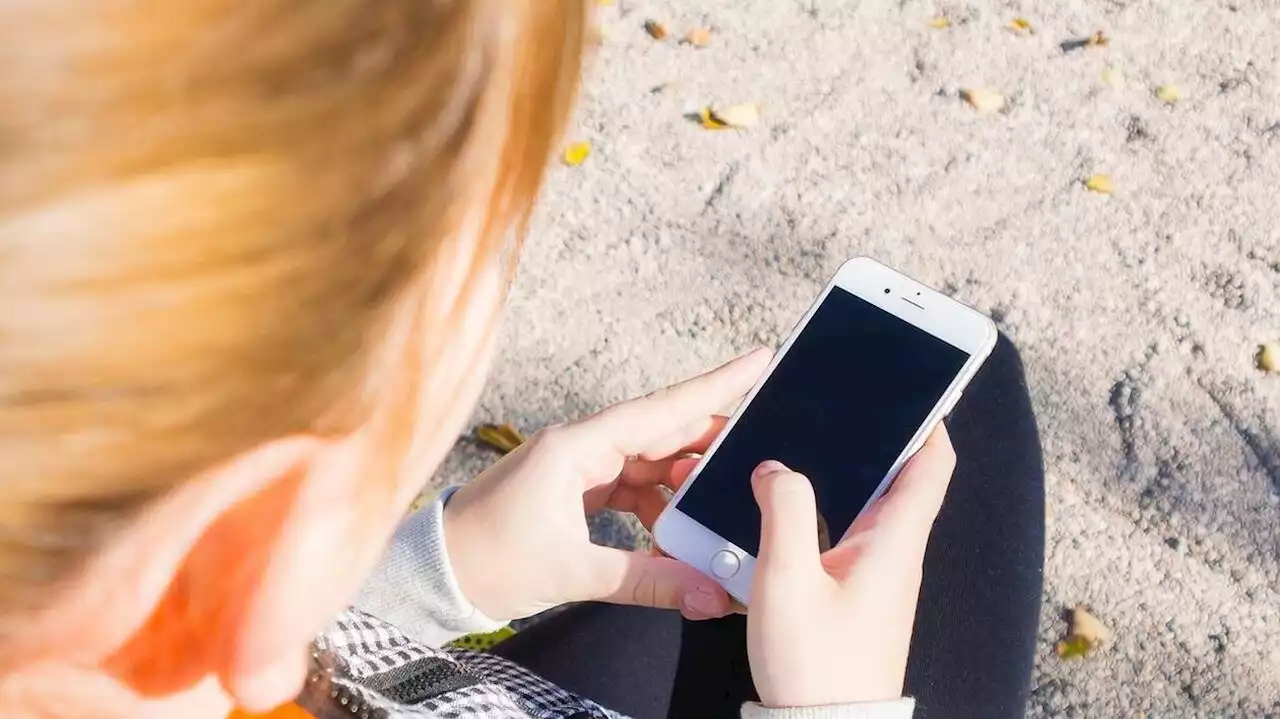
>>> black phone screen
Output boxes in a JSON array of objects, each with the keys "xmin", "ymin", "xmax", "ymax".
[{"xmin": 674, "ymin": 287, "xmax": 970, "ymax": 556}]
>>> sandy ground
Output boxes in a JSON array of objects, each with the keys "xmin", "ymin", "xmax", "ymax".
[{"xmin": 434, "ymin": 0, "xmax": 1280, "ymax": 715}]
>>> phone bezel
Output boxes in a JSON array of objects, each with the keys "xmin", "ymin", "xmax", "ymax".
[{"xmin": 652, "ymin": 256, "xmax": 998, "ymax": 604}]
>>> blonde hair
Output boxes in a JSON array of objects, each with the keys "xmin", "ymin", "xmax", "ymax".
[{"xmin": 0, "ymin": 0, "xmax": 586, "ymax": 620}]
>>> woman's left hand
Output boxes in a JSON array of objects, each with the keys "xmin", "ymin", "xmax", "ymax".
[{"xmin": 443, "ymin": 350, "xmax": 771, "ymax": 623}]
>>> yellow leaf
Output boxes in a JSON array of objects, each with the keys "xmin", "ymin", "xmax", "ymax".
[
  {"xmin": 1084, "ymin": 174, "xmax": 1114, "ymax": 194},
  {"xmin": 1069, "ymin": 605, "xmax": 1113, "ymax": 645},
  {"xmin": 683, "ymin": 26, "xmax": 712, "ymax": 47},
  {"xmin": 960, "ymin": 88, "xmax": 1005, "ymax": 115},
  {"xmin": 1257, "ymin": 343, "xmax": 1280, "ymax": 372},
  {"xmin": 562, "ymin": 141, "xmax": 591, "ymax": 167},
  {"xmin": 1087, "ymin": 30, "xmax": 1109, "ymax": 47},
  {"xmin": 1056, "ymin": 634, "xmax": 1092, "ymax": 659},
  {"xmin": 475, "ymin": 423, "xmax": 527, "ymax": 454},
  {"xmin": 699, "ymin": 107, "xmax": 730, "ymax": 130},
  {"xmin": 643, "ymin": 19, "xmax": 668, "ymax": 40},
  {"xmin": 1101, "ymin": 66, "xmax": 1126, "ymax": 89},
  {"xmin": 1156, "ymin": 84, "xmax": 1183, "ymax": 104},
  {"xmin": 1008, "ymin": 17, "xmax": 1035, "ymax": 35},
  {"xmin": 710, "ymin": 103, "xmax": 761, "ymax": 128},
  {"xmin": 928, "ymin": 15, "xmax": 952, "ymax": 29}
]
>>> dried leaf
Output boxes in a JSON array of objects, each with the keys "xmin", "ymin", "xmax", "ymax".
[
  {"xmin": 1257, "ymin": 343, "xmax": 1279, "ymax": 372},
  {"xmin": 696, "ymin": 107, "xmax": 727, "ymax": 129},
  {"xmin": 475, "ymin": 423, "xmax": 527, "ymax": 454},
  {"xmin": 701, "ymin": 106, "xmax": 732, "ymax": 128},
  {"xmin": 1056, "ymin": 634, "xmax": 1092, "ymax": 659},
  {"xmin": 683, "ymin": 27, "xmax": 712, "ymax": 47},
  {"xmin": 928, "ymin": 15, "xmax": 952, "ymax": 29},
  {"xmin": 644, "ymin": 19, "xmax": 668, "ymax": 40},
  {"xmin": 960, "ymin": 88, "xmax": 1006, "ymax": 115},
  {"xmin": 710, "ymin": 103, "xmax": 761, "ymax": 128},
  {"xmin": 1084, "ymin": 173, "xmax": 1114, "ymax": 195},
  {"xmin": 1061, "ymin": 30, "xmax": 1109, "ymax": 53},
  {"xmin": 1101, "ymin": 66, "xmax": 1127, "ymax": 89},
  {"xmin": 1156, "ymin": 84, "xmax": 1183, "ymax": 104},
  {"xmin": 1008, "ymin": 17, "xmax": 1035, "ymax": 36},
  {"xmin": 562, "ymin": 141, "xmax": 591, "ymax": 166},
  {"xmin": 1069, "ymin": 605, "xmax": 1113, "ymax": 645}
]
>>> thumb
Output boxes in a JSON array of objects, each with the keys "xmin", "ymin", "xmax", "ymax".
[
  {"xmin": 752, "ymin": 461, "xmax": 822, "ymax": 577},
  {"xmin": 584, "ymin": 546, "xmax": 733, "ymax": 620}
]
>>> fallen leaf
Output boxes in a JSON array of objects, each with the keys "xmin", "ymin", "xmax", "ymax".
[
  {"xmin": 1101, "ymin": 66, "xmax": 1127, "ymax": 89},
  {"xmin": 698, "ymin": 107, "xmax": 730, "ymax": 130},
  {"xmin": 644, "ymin": 19, "xmax": 668, "ymax": 40},
  {"xmin": 928, "ymin": 15, "xmax": 952, "ymax": 29},
  {"xmin": 1084, "ymin": 173, "xmax": 1114, "ymax": 194},
  {"xmin": 710, "ymin": 103, "xmax": 761, "ymax": 128},
  {"xmin": 1061, "ymin": 29, "xmax": 1109, "ymax": 53},
  {"xmin": 960, "ymin": 88, "xmax": 1005, "ymax": 115},
  {"xmin": 475, "ymin": 423, "xmax": 527, "ymax": 454},
  {"xmin": 1156, "ymin": 84, "xmax": 1183, "ymax": 104},
  {"xmin": 1069, "ymin": 605, "xmax": 1113, "ymax": 645},
  {"xmin": 1257, "ymin": 343, "xmax": 1279, "ymax": 372},
  {"xmin": 1056, "ymin": 605, "xmax": 1112, "ymax": 660},
  {"xmin": 683, "ymin": 26, "xmax": 712, "ymax": 47},
  {"xmin": 1008, "ymin": 17, "xmax": 1035, "ymax": 36},
  {"xmin": 562, "ymin": 141, "xmax": 591, "ymax": 166},
  {"xmin": 1056, "ymin": 634, "xmax": 1092, "ymax": 659}
]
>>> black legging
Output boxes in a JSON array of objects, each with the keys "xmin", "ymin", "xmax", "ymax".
[{"xmin": 494, "ymin": 335, "xmax": 1044, "ymax": 719}]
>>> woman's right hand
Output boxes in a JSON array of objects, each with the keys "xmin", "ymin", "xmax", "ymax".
[{"xmin": 746, "ymin": 426, "xmax": 956, "ymax": 708}]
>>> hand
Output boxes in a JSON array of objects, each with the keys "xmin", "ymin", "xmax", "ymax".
[
  {"xmin": 444, "ymin": 350, "xmax": 772, "ymax": 623},
  {"xmin": 747, "ymin": 425, "xmax": 956, "ymax": 708}
]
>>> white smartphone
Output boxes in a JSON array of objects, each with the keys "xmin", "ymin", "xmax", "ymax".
[{"xmin": 653, "ymin": 257, "xmax": 997, "ymax": 604}]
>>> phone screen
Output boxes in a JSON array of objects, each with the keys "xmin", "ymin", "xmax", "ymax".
[{"xmin": 674, "ymin": 287, "xmax": 970, "ymax": 556}]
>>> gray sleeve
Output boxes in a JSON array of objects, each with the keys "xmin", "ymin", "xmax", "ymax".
[
  {"xmin": 741, "ymin": 699, "xmax": 915, "ymax": 719},
  {"xmin": 353, "ymin": 487, "xmax": 505, "ymax": 648}
]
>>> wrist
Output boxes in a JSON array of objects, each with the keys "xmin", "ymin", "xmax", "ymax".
[
  {"xmin": 440, "ymin": 489, "xmax": 510, "ymax": 622},
  {"xmin": 437, "ymin": 487, "xmax": 507, "ymax": 625}
]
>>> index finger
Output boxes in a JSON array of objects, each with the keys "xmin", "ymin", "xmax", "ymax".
[
  {"xmin": 579, "ymin": 348, "xmax": 771, "ymax": 461},
  {"xmin": 876, "ymin": 423, "xmax": 957, "ymax": 539}
]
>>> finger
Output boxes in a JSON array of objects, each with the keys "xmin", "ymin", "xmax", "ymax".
[
  {"xmin": 618, "ymin": 457, "xmax": 678, "ymax": 488},
  {"xmin": 876, "ymin": 424, "xmax": 957, "ymax": 541},
  {"xmin": 618, "ymin": 454, "xmax": 703, "ymax": 491},
  {"xmin": 641, "ymin": 414, "xmax": 730, "ymax": 462},
  {"xmin": 605, "ymin": 484, "xmax": 671, "ymax": 531},
  {"xmin": 584, "ymin": 546, "xmax": 734, "ymax": 620},
  {"xmin": 752, "ymin": 461, "xmax": 822, "ymax": 577},
  {"xmin": 667, "ymin": 457, "xmax": 701, "ymax": 490},
  {"xmin": 580, "ymin": 350, "xmax": 771, "ymax": 462}
]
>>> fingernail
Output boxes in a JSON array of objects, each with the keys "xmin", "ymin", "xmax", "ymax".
[
  {"xmin": 753, "ymin": 460, "xmax": 789, "ymax": 479},
  {"xmin": 681, "ymin": 588, "xmax": 724, "ymax": 619}
]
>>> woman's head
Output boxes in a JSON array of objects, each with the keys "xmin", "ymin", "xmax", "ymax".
[{"xmin": 0, "ymin": 1, "xmax": 586, "ymax": 715}]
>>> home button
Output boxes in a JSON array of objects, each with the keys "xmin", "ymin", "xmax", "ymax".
[{"xmin": 709, "ymin": 550, "xmax": 741, "ymax": 579}]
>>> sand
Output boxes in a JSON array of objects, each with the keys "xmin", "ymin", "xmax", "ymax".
[{"xmin": 435, "ymin": 0, "xmax": 1280, "ymax": 714}]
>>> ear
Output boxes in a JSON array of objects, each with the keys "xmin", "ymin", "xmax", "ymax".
[{"xmin": 98, "ymin": 430, "xmax": 392, "ymax": 713}]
